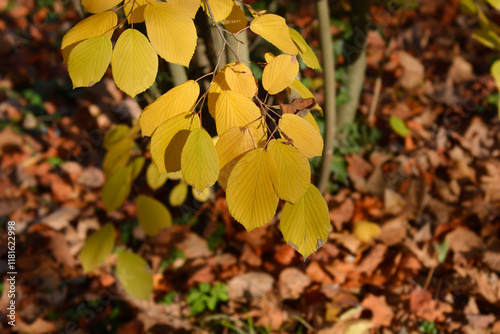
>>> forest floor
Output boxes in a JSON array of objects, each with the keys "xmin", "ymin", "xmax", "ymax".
[{"xmin": 1, "ymin": 0, "xmax": 500, "ymax": 333}]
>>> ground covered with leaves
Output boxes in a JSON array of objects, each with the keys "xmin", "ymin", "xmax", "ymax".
[{"xmin": 1, "ymin": 0, "xmax": 500, "ymax": 333}]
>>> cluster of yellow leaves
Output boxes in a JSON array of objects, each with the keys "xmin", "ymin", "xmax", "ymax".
[
  {"xmin": 66, "ymin": 1, "xmax": 330, "ymax": 259},
  {"xmin": 64, "ymin": 0, "xmax": 243, "ymax": 97}
]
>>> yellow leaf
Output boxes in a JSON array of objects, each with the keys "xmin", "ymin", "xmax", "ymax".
[
  {"xmin": 167, "ymin": 170, "xmax": 184, "ymax": 180},
  {"xmin": 280, "ymin": 183, "xmax": 329, "ymax": 258},
  {"xmin": 79, "ymin": 223, "xmax": 115, "ymax": 273},
  {"xmin": 169, "ymin": 181, "xmax": 188, "ymax": 207},
  {"xmin": 82, "ymin": 0, "xmax": 122, "ymax": 13},
  {"xmin": 193, "ymin": 186, "xmax": 212, "ymax": 202},
  {"xmin": 136, "ymin": 195, "xmax": 172, "ymax": 236},
  {"xmin": 289, "ymin": 79, "xmax": 322, "ymax": 115},
  {"xmin": 226, "ymin": 148, "xmax": 279, "ymax": 231},
  {"xmin": 130, "ymin": 156, "xmax": 145, "ymax": 180},
  {"xmin": 222, "ymin": 3, "xmax": 248, "ymax": 34},
  {"xmin": 68, "ymin": 36, "xmax": 112, "ymax": 88},
  {"xmin": 289, "ymin": 27, "xmax": 321, "ymax": 71},
  {"xmin": 224, "ymin": 62, "xmax": 258, "ymax": 98},
  {"xmin": 267, "ymin": 139, "xmax": 310, "ymax": 203},
  {"xmin": 116, "ymin": 252, "xmax": 153, "ymax": 300},
  {"xmin": 487, "ymin": 0, "xmax": 500, "ymax": 10},
  {"xmin": 218, "ymin": 155, "xmax": 241, "ymax": 190},
  {"xmin": 263, "ymin": 54, "xmax": 299, "ymax": 95},
  {"xmin": 304, "ymin": 113, "xmax": 320, "ymax": 132},
  {"xmin": 250, "ymin": 14, "xmax": 299, "ymax": 55},
  {"xmin": 124, "ymin": 0, "xmax": 147, "ymax": 23},
  {"xmin": 491, "ymin": 60, "xmax": 500, "ymax": 116},
  {"xmin": 146, "ymin": 163, "xmax": 168, "ymax": 190},
  {"xmin": 181, "ymin": 128, "xmax": 219, "ymax": 192},
  {"xmin": 169, "ymin": 0, "xmax": 201, "ymax": 18},
  {"xmin": 202, "ymin": 0, "xmax": 234, "ymax": 22},
  {"xmin": 264, "ymin": 52, "xmax": 275, "ymax": 63},
  {"xmin": 279, "ymin": 114, "xmax": 323, "ymax": 158},
  {"xmin": 150, "ymin": 112, "xmax": 200, "ymax": 173},
  {"xmin": 216, "ymin": 126, "xmax": 256, "ymax": 169},
  {"xmin": 102, "ymin": 165, "xmax": 132, "ymax": 212},
  {"xmin": 139, "ymin": 80, "xmax": 200, "ymax": 137},
  {"xmin": 111, "ymin": 29, "xmax": 158, "ymax": 98},
  {"xmin": 207, "ymin": 72, "xmax": 227, "ymax": 119},
  {"xmin": 353, "ymin": 221, "xmax": 380, "ymax": 243},
  {"xmin": 144, "ymin": 2, "xmax": 197, "ymax": 67},
  {"xmin": 61, "ymin": 11, "xmax": 117, "ymax": 63},
  {"xmin": 103, "ymin": 124, "xmax": 130, "ymax": 149},
  {"xmin": 214, "ymin": 90, "xmax": 262, "ymax": 135},
  {"xmin": 472, "ymin": 28, "xmax": 500, "ymax": 49},
  {"xmin": 103, "ymin": 137, "xmax": 134, "ymax": 176}
]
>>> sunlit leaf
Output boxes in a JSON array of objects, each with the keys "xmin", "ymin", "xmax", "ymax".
[
  {"xmin": 487, "ymin": 0, "xmax": 500, "ymax": 9},
  {"xmin": 280, "ymin": 183, "xmax": 329, "ymax": 258},
  {"xmin": 68, "ymin": 36, "xmax": 112, "ymax": 88},
  {"xmin": 491, "ymin": 60, "xmax": 500, "ymax": 116},
  {"xmin": 193, "ymin": 186, "xmax": 212, "ymax": 202},
  {"xmin": 214, "ymin": 90, "xmax": 262, "ymax": 135},
  {"xmin": 82, "ymin": 0, "xmax": 122, "ymax": 13},
  {"xmin": 103, "ymin": 124, "xmax": 129, "ymax": 149},
  {"xmin": 144, "ymin": 2, "xmax": 197, "ymax": 67},
  {"xmin": 218, "ymin": 155, "xmax": 241, "ymax": 190},
  {"xmin": 226, "ymin": 148, "xmax": 279, "ymax": 231},
  {"xmin": 304, "ymin": 113, "xmax": 320, "ymax": 132},
  {"xmin": 140, "ymin": 80, "xmax": 200, "ymax": 137},
  {"xmin": 289, "ymin": 27, "xmax": 321, "ymax": 71},
  {"xmin": 263, "ymin": 54, "xmax": 299, "ymax": 95},
  {"xmin": 250, "ymin": 14, "xmax": 299, "ymax": 55},
  {"xmin": 389, "ymin": 115, "xmax": 411, "ymax": 137},
  {"xmin": 279, "ymin": 114, "xmax": 323, "ymax": 158},
  {"xmin": 124, "ymin": 0, "xmax": 148, "ymax": 23},
  {"xmin": 102, "ymin": 165, "xmax": 132, "ymax": 212},
  {"xmin": 222, "ymin": 62, "xmax": 258, "ymax": 98},
  {"xmin": 207, "ymin": 72, "xmax": 228, "ymax": 119},
  {"xmin": 222, "ymin": 3, "xmax": 247, "ymax": 34},
  {"xmin": 111, "ymin": 29, "xmax": 158, "ymax": 98},
  {"xmin": 136, "ymin": 195, "xmax": 172, "ymax": 236},
  {"xmin": 167, "ymin": 170, "xmax": 184, "ymax": 181},
  {"xmin": 146, "ymin": 163, "xmax": 168, "ymax": 190},
  {"xmin": 103, "ymin": 137, "xmax": 134, "ymax": 176},
  {"xmin": 353, "ymin": 221, "xmax": 380, "ymax": 243},
  {"xmin": 116, "ymin": 252, "xmax": 153, "ymax": 300},
  {"xmin": 201, "ymin": 0, "xmax": 234, "ymax": 22},
  {"xmin": 130, "ymin": 156, "xmax": 145, "ymax": 180},
  {"xmin": 181, "ymin": 128, "xmax": 219, "ymax": 192},
  {"xmin": 61, "ymin": 11, "xmax": 117, "ymax": 63},
  {"xmin": 459, "ymin": 0, "xmax": 477, "ymax": 15},
  {"xmin": 289, "ymin": 79, "xmax": 322, "ymax": 115},
  {"xmin": 216, "ymin": 126, "xmax": 256, "ymax": 169},
  {"xmin": 169, "ymin": 181, "xmax": 188, "ymax": 207},
  {"xmin": 150, "ymin": 112, "xmax": 200, "ymax": 173},
  {"xmin": 472, "ymin": 28, "xmax": 500, "ymax": 49},
  {"xmin": 169, "ymin": 0, "xmax": 201, "ymax": 18},
  {"xmin": 267, "ymin": 139, "xmax": 310, "ymax": 203},
  {"xmin": 80, "ymin": 223, "xmax": 115, "ymax": 273}
]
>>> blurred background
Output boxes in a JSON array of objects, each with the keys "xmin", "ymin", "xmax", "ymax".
[{"xmin": 1, "ymin": 0, "xmax": 500, "ymax": 333}]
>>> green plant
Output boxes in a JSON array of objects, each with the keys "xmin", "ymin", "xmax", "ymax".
[
  {"xmin": 159, "ymin": 291, "xmax": 176, "ymax": 306},
  {"xmin": 187, "ymin": 282, "xmax": 229, "ymax": 316},
  {"xmin": 419, "ymin": 320, "xmax": 438, "ymax": 334}
]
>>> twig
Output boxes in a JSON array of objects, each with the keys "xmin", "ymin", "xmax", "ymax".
[{"xmin": 316, "ymin": 0, "xmax": 336, "ymax": 194}]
